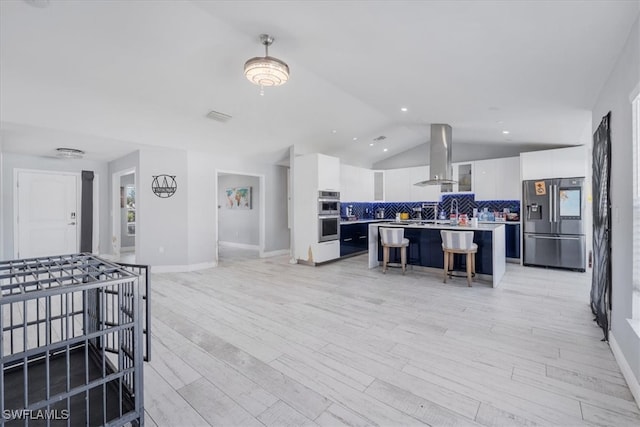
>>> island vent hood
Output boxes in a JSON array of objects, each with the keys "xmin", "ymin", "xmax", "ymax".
[{"xmin": 414, "ymin": 123, "xmax": 457, "ymax": 186}]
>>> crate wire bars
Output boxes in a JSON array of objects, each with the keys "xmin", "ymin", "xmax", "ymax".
[{"xmin": 1, "ymin": 254, "xmax": 144, "ymax": 426}]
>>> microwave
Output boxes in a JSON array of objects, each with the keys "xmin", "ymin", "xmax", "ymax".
[{"xmin": 318, "ymin": 199, "xmax": 340, "ymax": 215}]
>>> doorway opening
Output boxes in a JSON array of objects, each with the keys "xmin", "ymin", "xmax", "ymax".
[
  {"xmin": 112, "ymin": 168, "xmax": 136, "ymax": 263},
  {"xmin": 215, "ymin": 171, "xmax": 265, "ymax": 264}
]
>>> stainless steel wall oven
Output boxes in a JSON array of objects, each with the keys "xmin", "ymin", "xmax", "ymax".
[
  {"xmin": 318, "ymin": 215, "xmax": 340, "ymax": 242},
  {"xmin": 318, "ymin": 190, "xmax": 340, "ymax": 242}
]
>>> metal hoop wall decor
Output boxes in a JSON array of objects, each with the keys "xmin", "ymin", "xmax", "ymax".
[{"xmin": 151, "ymin": 175, "xmax": 177, "ymax": 198}]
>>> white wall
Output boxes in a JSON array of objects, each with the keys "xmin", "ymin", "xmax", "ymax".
[
  {"xmin": 1, "ymin": 152, "xmax": 110, "ymax": 258},
  {"xmin": 0, "ymin": 146, "xmax": 290, "ymax": 267},
  {"xmin": 0, "ymin": 137, "xmax": 4, "ymax": 260},
  {"xmin": 592, "ymin": 14, "xmax": 640, "ymax": 395},
  {"xmin": 137, "ymin": 147, "xmax": 189, "ymax": 267},
  {"xmin": 184, "ymin": 150, "xmax": 289, "ymax": 267},
  {"xmin": 186, "ymin": 151, "xmax": 216, "ymax": 266},
  {"xmin": 218, "ymin": 174, "xmax": 260, "ymax": 246}
]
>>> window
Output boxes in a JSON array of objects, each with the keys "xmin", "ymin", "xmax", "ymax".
[
  {"xmin": 632, "ymin": 90, "xmax": 640, "ymax": 320},
  {"xmin": 126, "ymin": 185, "xmax": 136, "ymax": 236}
]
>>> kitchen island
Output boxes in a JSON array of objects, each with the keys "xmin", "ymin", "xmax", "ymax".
[{"xmin": 368, "ymin": 221, "xmax": 506, "ymax": 287}]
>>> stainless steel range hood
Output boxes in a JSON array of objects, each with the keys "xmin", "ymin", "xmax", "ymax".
[{"xmin": 414, "ymin": 123, "xmax": 457, "ymax": 186}]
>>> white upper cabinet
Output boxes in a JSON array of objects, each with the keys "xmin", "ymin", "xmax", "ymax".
[
  {"xmin": 384, "ymin": 167, "xmax": 412, "ymax": 202},
  {"xmin": 473, "ymin": 157, "xmax": 520, "ymax": 200},
  {"xmin": 495, "ymin": 157, "xmax": 521, "ymax": 200},
  {"xmin": 317, "ymin": 154, "xmax": 341, "ymax": 191},
  {"xmin": 521, "ymin": 146, "xmax": 587, "ymax": 180},
  {"xmin": 340, "ymin": 164, "xmax": 374, "ymax": 201},
  {"xmin": 383, "ymin": 166, "xmax": 439, "ymax": 202},
  {"xmin": 295, "ymin": 153, "xmax": 340, "ymax": 192},
  {"xmin": 473, "ymin": 159, "xmax": 498, "ymax": 200}
]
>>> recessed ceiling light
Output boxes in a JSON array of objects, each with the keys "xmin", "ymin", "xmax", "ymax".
[
  {"xmin": 369, "ymin": 143, "xmax": 374, "ymax": 147},
  {"xmin": 497, "ymin": 120, "xmax": 504, "ymax": 124},
  {"xmin": 383, "ymin": 148, "xmax": 388, "ymax": 152},
  {"xmin": 502, "ymin": 130, "xmax": 510, "ymax": 135},
  {"xmin": 331, "ymin": 129, "xmax": 337, "ymax": 134},
  {"xmin": 353, "ymin": 137, "xmax": 358, "ymax": 141},
  {"xmin": 400, "ymin": 107, "xmax": 408, "ymax": 112}
]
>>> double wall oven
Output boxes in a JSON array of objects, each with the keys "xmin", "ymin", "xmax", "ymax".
[{"xmin": 318, "ymin": 190, "xmax": 340, "ymax": 242}]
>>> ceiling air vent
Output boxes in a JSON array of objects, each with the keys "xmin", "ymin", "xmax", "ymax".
[
  {"xmin": 373, "ymin": 135, "xmax": 387, "ymax": 142},
  {"xmin": 206, "ymin": 110, "xmax": 232, "ymax": 123}
]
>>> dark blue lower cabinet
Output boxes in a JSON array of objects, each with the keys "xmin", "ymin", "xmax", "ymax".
[
  {"xmin": 341, "ymin": 223, "xmax": 369, "ymax": 257},
  {"xmin": 505, "ymin": 224, "xmax": 521, "ymax": 259},
  {"xmin": 378, "ymin": 228, "xmax": 493, "ymax": 275}
]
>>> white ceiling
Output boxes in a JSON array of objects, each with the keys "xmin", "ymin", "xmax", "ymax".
[{"xmin": 1, "ymin": 0, "xmax": 638, "ymax": 167}]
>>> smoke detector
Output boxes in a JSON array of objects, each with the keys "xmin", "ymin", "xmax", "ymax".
[{"xmin": 55, "ymin": 148, "xmax": 85, "ymax": 159}]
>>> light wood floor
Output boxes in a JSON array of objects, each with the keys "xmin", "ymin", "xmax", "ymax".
[{"xmin": 144, "ymin": 254, "xmax": 640, "ymax": 427}]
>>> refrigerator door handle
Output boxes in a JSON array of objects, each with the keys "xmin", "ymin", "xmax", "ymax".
[
  {"xmin": 554, "ymin": 185, "xmax": 558, "ymax": 223},
  {"xmin": 527, "ymin": 235, "xmax": 582, "ymax": 240},
  {"xmin": 549, "ymin": 185, "xmax": 553, "ymax": 222}
]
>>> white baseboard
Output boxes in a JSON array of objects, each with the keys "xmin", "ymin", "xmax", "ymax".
[
  {"xmin": 610, "ymin": 331, "xmax": 640, "ymax": 409},
  {"xmin": 120, "ymin": 246, "xmax": 135, "ymax": 253},
  {"xmin": 152, "ymin": 261, "xmax": 217, "ymax": 273},
  {"xmin": 218, "ymin": 241, "xmax": 260, "ymax": 250},
  {"xmin": 260, "ymin": 249, "xmax": 290, "ymax": 258}
]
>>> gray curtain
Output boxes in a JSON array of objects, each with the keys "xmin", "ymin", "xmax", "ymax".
[{"xmin": 591, "ymin": 112, "xmax": 611, "ymax": 341}]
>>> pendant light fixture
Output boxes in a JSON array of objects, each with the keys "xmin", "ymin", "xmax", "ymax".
[
  {"xmin": 55, "ymin": 147, "xmax": 85, "ymax": 159},
  {"xmin": 244, "ymin": 34, "xmax": 289, "ymax": 95}
]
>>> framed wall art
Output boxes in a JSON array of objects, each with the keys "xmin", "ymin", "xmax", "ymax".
[{"xmin": 225, "ymin": 186, "xmax": 251, "ymax": 209}]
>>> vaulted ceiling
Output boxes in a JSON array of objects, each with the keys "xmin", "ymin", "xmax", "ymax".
[{"xmin": 1, "ymin": 0, "xmax": 638, "ymax": 167}]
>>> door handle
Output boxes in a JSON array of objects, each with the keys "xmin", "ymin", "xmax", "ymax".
[
  {"xmin": 528, "ymin": 235, "xmax": 580, "ymax": 240},
  {"xmin": 553, "ymin": 185, "xmax": 558, "ymax": 222},
  {"xmin": 343, "ymin": 238, "xmax": 353, "ymax": 242},
  {"xmin": 68, "ymin": 222, "xmax": 76, "ymax": 225},
  {"xmin": 549, "ymin": 190, "xmax": 553, "ymax": 223}
]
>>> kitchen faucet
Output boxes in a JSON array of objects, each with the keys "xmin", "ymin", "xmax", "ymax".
[
  {"xmin": 451, "ymin": 198, "xmax": 459, "ymax": 222},
  {"xmin": 422, "ymin": 203, "xmax": 438, "ymax": 222}
]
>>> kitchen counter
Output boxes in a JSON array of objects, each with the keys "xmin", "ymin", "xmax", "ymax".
[
  {"xmin": 340, "ymin": 219, "xmax": 388, "ymax": 225},
  {"xmin": 368, "ymin": 221, "xmax": 506, "ymax": 287}
]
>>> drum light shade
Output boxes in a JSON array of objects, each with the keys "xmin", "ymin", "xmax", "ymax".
[{"xmin": 244, "ymin": 34, "xmax": 289, "ymax": 89}]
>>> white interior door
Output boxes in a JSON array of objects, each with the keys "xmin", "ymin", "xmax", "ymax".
[{"xmin": 17, "ymin": 171, "xmax": 78, "ymax": 258}]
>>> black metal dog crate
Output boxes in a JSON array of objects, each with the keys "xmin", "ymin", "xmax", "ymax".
[{"xmin": 1, "ymin": 254, "xmax": 145, "ymax": 426}]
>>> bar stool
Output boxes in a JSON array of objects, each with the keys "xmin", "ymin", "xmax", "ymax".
[
  {"xmin": 440, "ymin": 230, "xmax": 477, "ymax": 286},
  {"xmin": 380, "ymin": 228, "xmax": 409, "ymax": 274}
]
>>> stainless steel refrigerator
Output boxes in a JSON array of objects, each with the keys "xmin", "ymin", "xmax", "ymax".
[{"xmin": 523, "ymin": 177, "xmax": 586, "ymax": 271}]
